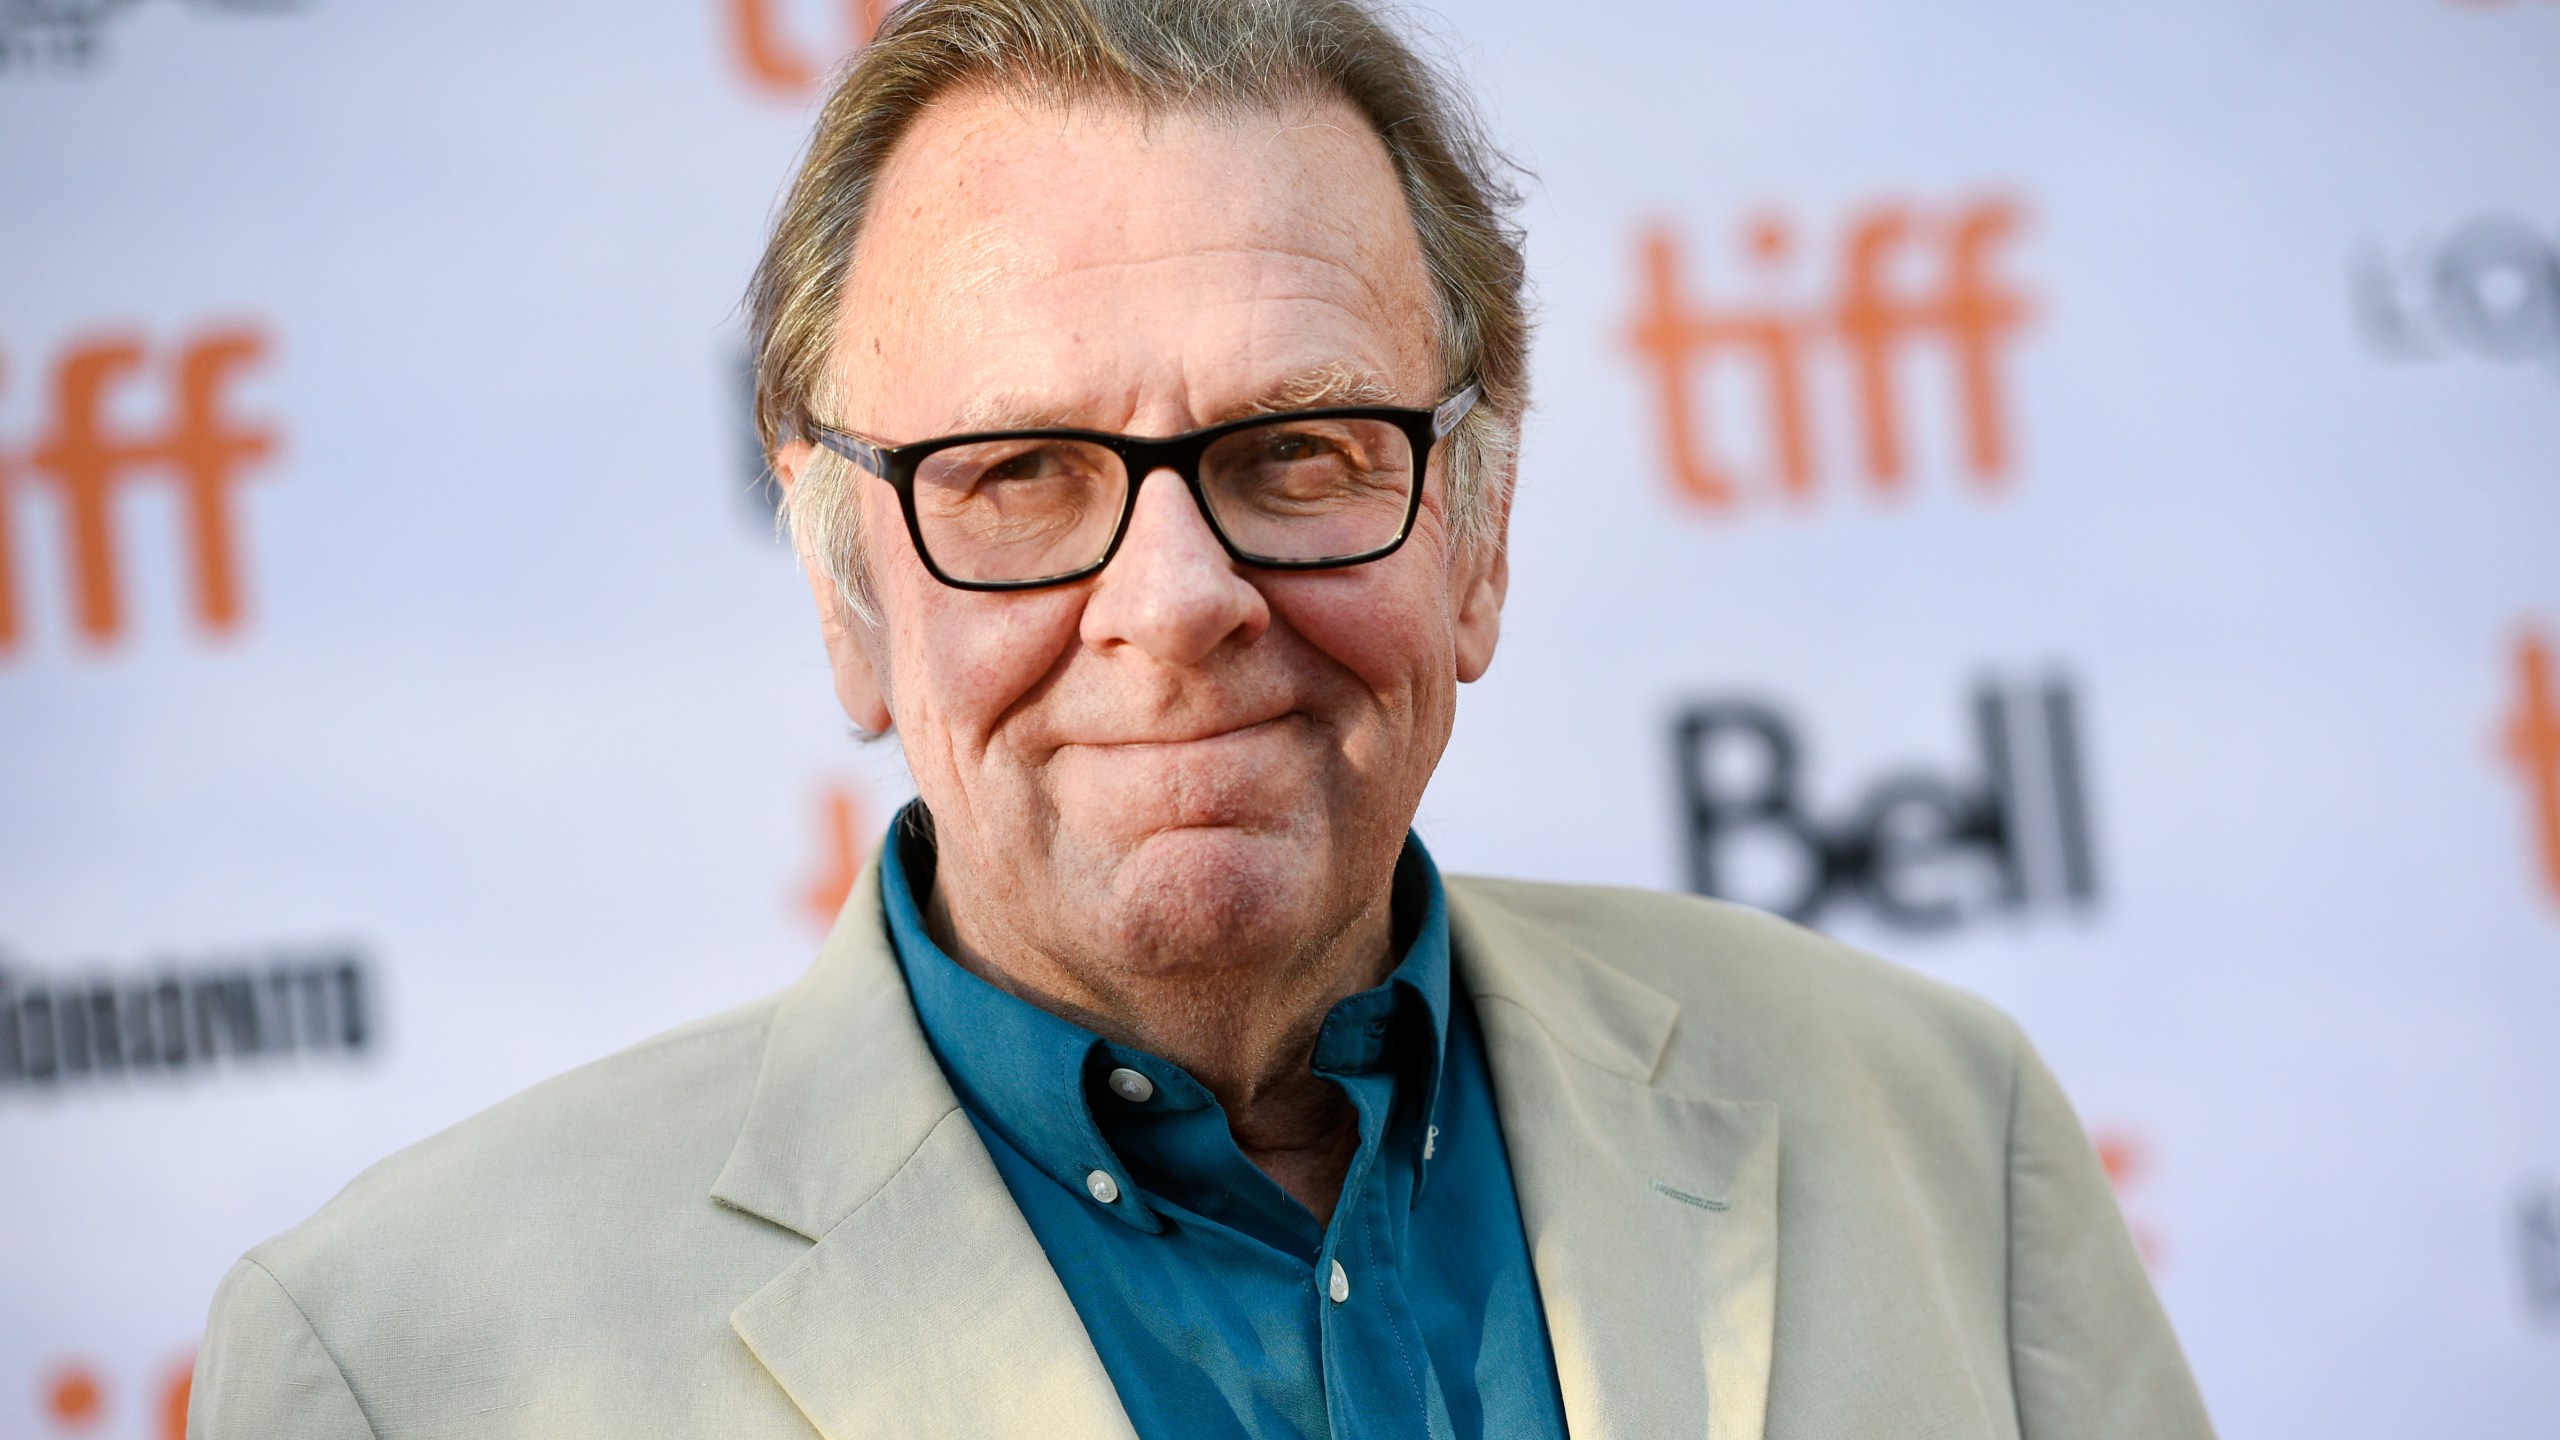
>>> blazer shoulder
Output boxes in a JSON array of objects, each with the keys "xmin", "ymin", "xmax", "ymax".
[
  {"xmin": 1446, "ymin": 875, "xmax": 2025, "ymax": 1102},
  {"xmin": 249, "ymin": 993, "xmax": 785, "ymax": 1288}
]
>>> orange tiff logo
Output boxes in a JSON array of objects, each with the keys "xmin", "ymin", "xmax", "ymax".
[
  {"xmin": 0, "ymin": 326, "xmax": 277, "ymax": 657},
  {"xmin": 2506, "ymin": 626, "xmax": 2560, "ymax": 906},
  {"xmin": 35, "ymin": 1353, "xmax": 190, "ymax": 1440},
  {"xmin": 2090, "ymin": 1124, "xmax": 2165, "ymax": 1270},
  {"xmin": 1628, "ymin": 197, "xmax": 2035, "ymax": 515},
  {"xmin": 726, "ymin": 0, "xmax": 887, "ymax": 96},
  {"xmin": 798, "ymin": 779, "xmax": 874, "ymax": 932}
]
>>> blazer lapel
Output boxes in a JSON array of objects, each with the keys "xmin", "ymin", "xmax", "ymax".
[
  {"xmin": 1450, "ymin": 884, "xmax": 1780, "ymax": 1440},
  {"xmin": 711, "ymin": 859, "xmax": 1136, "ymax": 1440}
]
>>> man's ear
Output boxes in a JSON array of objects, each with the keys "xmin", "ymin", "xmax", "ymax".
[
  {"xmin": 1452, "ymin": 457, "xmax": 1514, "ymax": 685},
  {"xmin": 776, "ymin": 440, "xmax": 894, "ymax": 735}
]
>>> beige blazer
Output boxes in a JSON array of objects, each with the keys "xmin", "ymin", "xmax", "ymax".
[{"xmin": 189, "ymin": 867, "xmax": 2213, "ymax": 1439}]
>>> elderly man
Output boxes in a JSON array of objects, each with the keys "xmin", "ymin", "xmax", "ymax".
[{"xmin": 190, "ymin": 0, "xmax": 2213, "ymax": 1436}]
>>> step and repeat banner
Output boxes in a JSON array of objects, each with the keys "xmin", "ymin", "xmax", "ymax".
[{"xmin": 2, "ymin": 0, "xmax": 2555, "ymax": 1433}]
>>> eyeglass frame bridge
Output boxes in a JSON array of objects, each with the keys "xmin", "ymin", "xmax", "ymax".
[{"xmin": 805, "ymin": 383, "xmax": 1481, "ymax": 592}]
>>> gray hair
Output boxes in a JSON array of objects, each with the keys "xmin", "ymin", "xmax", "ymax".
[{"xmin": 747, "ymin": 0, "xmax": 1530, "ymax": 621}]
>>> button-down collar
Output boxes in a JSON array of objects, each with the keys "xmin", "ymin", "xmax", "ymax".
[{"xmin": 880, "ymin": 803, "xmax": 1456, "ymax": 1236}]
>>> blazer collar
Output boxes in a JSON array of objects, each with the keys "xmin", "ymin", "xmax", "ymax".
[
  {"xmin": 711, "ymin": 857, "xmax": 1136, "ymax": 1440},
  {"xmin": 1447, "ymin": 881, "xmax": 1681, "ymax": 1083},
  {"xmin": 1449, "ymin": 881, "xmax": 1782, "ymax": 1440},
  {"xmin": 710, "ymin": 857, "xmax": 950, "ymax": 1240}
]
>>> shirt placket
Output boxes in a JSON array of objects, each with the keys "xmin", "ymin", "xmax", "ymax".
[{"xmin": 1315, "ymin": 1016, "xmax": 1446, "ymax": 1440}]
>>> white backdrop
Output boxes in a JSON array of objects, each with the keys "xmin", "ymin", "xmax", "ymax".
[{"xmin": 3, "ymin": 0, "xmax": 2556, "ymax": 1434}]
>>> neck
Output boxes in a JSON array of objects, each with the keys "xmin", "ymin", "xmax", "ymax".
[{"xmin": 925, "ymin": 869, "xmax": 1397, "ymax": 1223}]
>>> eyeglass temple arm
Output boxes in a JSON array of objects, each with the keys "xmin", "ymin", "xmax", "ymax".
[
  {"xmin": 1432, "ymin": 383, "xmax": 1481, "ymax": 440},
  {"xmin": 811, "ymin": 425, "xmax": 888, "ymax": 479}
]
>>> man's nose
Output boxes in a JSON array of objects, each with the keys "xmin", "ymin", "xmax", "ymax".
[{"xmin": 1079, "ymin": 467, "xmax": 1269, "ymax": 665}]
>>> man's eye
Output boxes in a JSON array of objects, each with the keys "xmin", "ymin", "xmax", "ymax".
[
  {"xmin": 1254, "ymin": 429, "xmax": 1353, "ymax": 467},
  {"xmin": 981, "ymin": 452, "xmax": 1056, "ymax": 483},
  {"xmin": 970, "ymin": 444, "xmax": 1097, "ymax": 491}
]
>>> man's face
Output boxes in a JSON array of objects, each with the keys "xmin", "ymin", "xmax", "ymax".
[{"xmin": 779, "ymin": 90, "xmax": 1507, "ymax": 981}]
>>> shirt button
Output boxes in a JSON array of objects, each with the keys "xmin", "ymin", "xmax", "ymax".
[
  {"xmin": 1328, "ymin": 1259, "xmax": 1350, "ymax": 1304},
  {"xmin": 1085, "ymin": 1170, "xmax": 1120, "ymax": 1205},
  {"xmin": 1106, "ymin": 1067, "xmax": 1155, "ymax": 1103}
]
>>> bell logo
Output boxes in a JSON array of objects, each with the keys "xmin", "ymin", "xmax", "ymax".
[
  {"xmin": 726, "ymin": 0, "xmax": 887, "ymax": 97},
  {"xmin": 0, "ymin": 326, "xmax": 277, "ymax": 657},
  {"xmin": 2504, "ymin": 626, "xmax": 2560, "ymax": 906},
  {"xmin": 1628, "ymin": 197, "xmax": 2035, "ymax": 515},
  {"xmin": 1670, "ymin": 672, "xmax": 2099, "ymax": 934}
]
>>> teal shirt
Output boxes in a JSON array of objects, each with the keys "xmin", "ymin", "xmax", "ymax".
[{"xmin": 880, "ymin": 808, "xmax": 1570, "ymax": 1440}]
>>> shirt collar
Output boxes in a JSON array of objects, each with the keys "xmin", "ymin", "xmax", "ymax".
[{"xmin": 879, "ymin": 803, "xmax": 1455, "ymax": 1229}]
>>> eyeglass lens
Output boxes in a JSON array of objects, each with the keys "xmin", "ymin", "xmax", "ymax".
[{"xmin": 909, "ymin": 415, "xmax": 1417, "ymax": 584}]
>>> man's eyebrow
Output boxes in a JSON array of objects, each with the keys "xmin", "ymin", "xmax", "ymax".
[
  {"xmin": 940, "ymin": 365, "xmax": 1408, "ymax": 437},
  {"xmin": 1228, "ymin": 365, "xmax": 1406, "ymax": 418},
  {"xmin": 947, "ymin": 391, "xmax": 1092, "ymax": 434}
]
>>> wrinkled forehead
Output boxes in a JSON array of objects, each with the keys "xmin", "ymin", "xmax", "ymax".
[{"xmin": 830, "ymin": 87, "xmax": 1440, "ymax": 438}]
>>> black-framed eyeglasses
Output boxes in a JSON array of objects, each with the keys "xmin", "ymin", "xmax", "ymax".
[{"xmin": 808, "ymin": 384, "xmax": 1480, "ymax": 591}]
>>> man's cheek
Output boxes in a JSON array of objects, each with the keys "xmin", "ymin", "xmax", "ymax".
[
  {"xmin": 1287, "ymin": 583, "xmax": 1449, "ymax": 696},
  {"xmin": 922, "ymin": 604, "xmax": 1077, "ymax": 728}
]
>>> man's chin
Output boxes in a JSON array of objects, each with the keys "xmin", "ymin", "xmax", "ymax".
[{"xmin": 1082, "ymin": 823, "xmax": 1338, "ymax": 970}]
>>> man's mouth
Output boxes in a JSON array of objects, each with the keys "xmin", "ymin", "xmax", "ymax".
[{"xmin": 1064, "ymin": 712, "xmax": 1303, "ymax": 752}]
